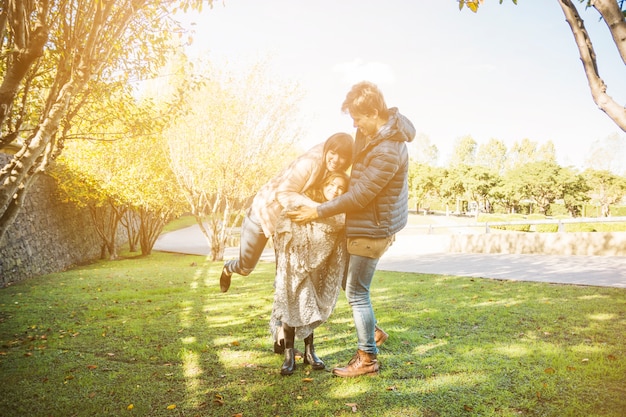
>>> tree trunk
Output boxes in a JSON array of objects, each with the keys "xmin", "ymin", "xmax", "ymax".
[
  {"xmin": 559, "ymin": 0, "xmax": 626, "ymax": 131},
  {"xmin": 138, "ymin": 208, "xmax": 170, "ymax": 256}
]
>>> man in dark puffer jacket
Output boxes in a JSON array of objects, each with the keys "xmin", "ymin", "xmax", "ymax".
[{"xmin": 289, "ymin": 81, "xmax": 415, "ymax": 377}]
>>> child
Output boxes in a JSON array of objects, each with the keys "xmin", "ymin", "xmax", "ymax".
[{"xmin": 270, "ymin": 171, "xmax": 350, "ymax": 375}]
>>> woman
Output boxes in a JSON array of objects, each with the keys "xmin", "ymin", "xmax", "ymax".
[
  {"xmin": 219, "ymin": 133, "xmax": 353, "ymax": 292},
  {"xmin": 270, "ymin": 171, "xmax": 350, "ymax": 376}
]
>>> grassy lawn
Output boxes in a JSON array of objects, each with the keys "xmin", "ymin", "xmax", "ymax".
[{"xmin": 1, "ymin": 251, "xmax": 625, "ymax": 417}]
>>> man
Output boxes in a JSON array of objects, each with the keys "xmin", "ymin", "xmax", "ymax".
[{"xmin": 288, "ymin": 81, "xmax": 415, "ymax": 377}]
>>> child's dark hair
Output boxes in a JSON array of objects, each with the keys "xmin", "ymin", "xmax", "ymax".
[{"xmin": 305, "ymin": 171, "xmax": 350, "ymax": 203}]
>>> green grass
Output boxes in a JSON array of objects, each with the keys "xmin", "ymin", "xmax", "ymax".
[{"xmin": 1, "ymin": 251, "xmax": 625, "ymax": 417}]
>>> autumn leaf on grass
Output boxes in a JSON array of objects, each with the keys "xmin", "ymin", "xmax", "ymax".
[
  {"xmin": 544, "ymin": 367, "xmax": 556, "ymax": 374},
  {"xmin": 213, "ymin": 393, "xmax": 225, "ymax": 406},
  {"xmin": 166, "ymin": 404, "xmax": 176, "ymax": 410},
  {"xmin": 607, "ymin": 354, "xmax": 617, "ymax": 361},
  {"xmin": 87, "ymin": 365, "xmax": 98, "ymax": 370},
  {"xmin": 127, "ymin": 404, "xmax": 134, "ymax": 410},
  {"xmin": 345, "ymin": 403, "xmax": 358, "ymax": 412},
  {"xmin": 302, "ymin": 378, "xmax": 314, "ymax": 382}
]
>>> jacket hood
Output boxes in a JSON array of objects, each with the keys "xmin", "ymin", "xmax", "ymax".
[{"xmin": 376, "ymin": 107, "xmax": 416, "ymax": 144}]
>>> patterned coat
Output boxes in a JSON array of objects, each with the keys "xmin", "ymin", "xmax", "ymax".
[{"xmin": 270, "ymin": 211, "xmax": 347, "ymax": 340}]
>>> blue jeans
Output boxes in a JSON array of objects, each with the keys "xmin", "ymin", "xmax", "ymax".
[
  {"xmin": 345, "ymin": 254, "xmax": 380, "ymax": 354},
  {"xmin": 225, "ymin": 212, "xmax": 268, "ymax": 276}
]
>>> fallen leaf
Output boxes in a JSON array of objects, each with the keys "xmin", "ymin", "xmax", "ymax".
[
  {"xmin": 607, "ymin": 354, "xmax": 617, "ymax": 361},
  {"xmin": 464, "ymin": 404, "xmax": 474, "ymax": 411},
  {"xmin": 166, "ymin": 404, "xmax": 176, "ymax": 410},
  {"xmin": 302, "ymin": 378, "xmax": 314, "ymax": 382},
  {"xmin": 346, "ymin": 403, "xmax": 358, "ymax": 412},
  {"xmin": 88, "ymin": 392, "xmax": 96, "ymax": 398},
  {"xmin": 582, "ymin": 358, "xmax": 589, "ymax": 363},
  {"xmin": 386, "ymin": 385, "xmax": 398, "ymax": 391},
  {"xmin": 87, "ymin": 365, "xmax": 98, "ymax": 370},
  {"xmin": 544, "ymin": 367, "xmax": 555, "ymax": 374},
  {"xmin": 231, "ymin": 341, "xmax": 240, "ymax": 346},
  {"xmin": 127, "ymin": 404, "xmax": 134, "ymax": 410}
]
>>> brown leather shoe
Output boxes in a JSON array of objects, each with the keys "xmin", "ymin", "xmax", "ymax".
[
  {"xmin": 375, "ymin": 325, "xmax": 388, "ymax": 347},
  {"xmin": 219, "ymin": 266, "xmax": 232, "ymax": 293},
  {"xmin": 332, "ymin": 349, "xmax": 379, "ymax": 377}
]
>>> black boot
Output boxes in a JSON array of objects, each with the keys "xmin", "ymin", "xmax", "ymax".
[
  {"xmin": 280, "ymin": 324, "xmax": 296, "ymax": 376},
  {"xmin": 303, "ymin": 333, "xmax": 325, "ymax": 370},
  {"xmin": 281, "ymin": 348, "xmax": 295, "ymax": 376}
]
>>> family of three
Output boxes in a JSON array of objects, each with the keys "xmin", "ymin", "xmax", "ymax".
[{"xmin": 219, "ymin": 81, "xmax": 416, "ymax": 377}]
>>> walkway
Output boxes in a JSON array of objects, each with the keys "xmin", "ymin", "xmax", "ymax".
[{"xmin": 154, "ymin": 224, "xmax": 626, "ymax": 289}]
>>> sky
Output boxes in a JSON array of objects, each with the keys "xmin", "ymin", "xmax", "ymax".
[{"xmin": 180, "ymin": 0, "xmax": 626, "ymax": 170}]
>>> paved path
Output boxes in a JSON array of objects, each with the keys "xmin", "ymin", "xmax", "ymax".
[{"xmin": 154, "ymin": 225, "xmax": 626, "ymax": 289}]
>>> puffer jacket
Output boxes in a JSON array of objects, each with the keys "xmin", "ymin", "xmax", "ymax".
[{"xmin": 317, "ymin": 108, "xmax": 415, "ymax": 239}]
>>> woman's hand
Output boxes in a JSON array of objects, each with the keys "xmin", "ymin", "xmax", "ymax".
[{"xmin": 287, "ymin": 206, "xmax": 319, "ymax": 223}]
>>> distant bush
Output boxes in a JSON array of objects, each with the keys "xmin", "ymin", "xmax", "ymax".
[
  {"xmin": 535, "ymin": 223, "xmax": 558, "ymax": 233},
  {"xmin": 566, "ymin": 223, "xmax": 597, "ymax": 232},
  {"xmin": 473, "ymin": 213, "xmax": 626, "ymax": 233},
  {"xmin": 612, "ymin": 206, "xmax": 626, "ymax": 216},
  {"xmin": 549, "ymin": 203, "xmax": 569, "ymax": 216}
]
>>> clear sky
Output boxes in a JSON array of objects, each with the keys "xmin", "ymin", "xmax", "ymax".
[{"xmin": 181, "ymin": 0, "xmax": 626, "ymax": 170}]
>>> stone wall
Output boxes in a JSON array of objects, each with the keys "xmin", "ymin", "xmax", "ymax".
[
  {"xmin": 448, "ymin": 231, "xmax": 626, "ymax": 256},
  {"xmin": 0, "ymin": 154, "xmax": 115, "ymax": 286}
]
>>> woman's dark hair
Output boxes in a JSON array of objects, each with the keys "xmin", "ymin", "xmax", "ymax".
[{"xmin": 323, "ymin": 132, "xmax": 354, "ymax": 170}]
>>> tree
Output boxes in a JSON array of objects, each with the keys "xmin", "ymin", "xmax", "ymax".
[
  {"xmin": 0, "ymin": 0, "xmax": 209, "ymax": 241},
  {"xmin": 408, "ymin": 162, "xmax": 444, "ymax": 212},
  {"xmin": 164, "ymin": 60, "xmax": 304, "ymax": 261},
  {"xmin": 459, "ymin": 0, "xmax": 626, "ymax": 131},
  {"xmin": 448, "ymin": 135, "xmax": 477, "ymax": 167},
  {"xmin": 583, "ymin": 168, "xmax": 626, "ymax": 216},
  {"xmin": 51, "ymin": 87, "xmax": 187, "ymax": 258},
  {"xmin": 476, "ymin": 138, "xmax": 507, "ymax": 174},
  {"xmin": 516, "ymin": 161, "xmax": 564, "ymax": 215},
  {"xmin": 408, "ymin": 132, "xmax": 439, "ymax": 165},
  {"xmin": 507, "ymin": 138, "xmax": 557, "ymax": 170},
  {"xmin": 440, "ymin": 165, "xmax": 469, "ymax": 213},
  {"xmin": 559, "ymin": 166, "xmax": 590, "ymax": 217},
  {"xmin": 463, "ymin": 165, "xmax": 502, "ymax": 216},
  {"xmin": 585, "ymin": 132, "xmax": 626, "ymax": 175}
]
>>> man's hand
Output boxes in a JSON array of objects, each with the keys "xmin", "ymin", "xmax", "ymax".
[{"xmin": 287, "ymin": 206, "xmax": 319, "ymax": 223}]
